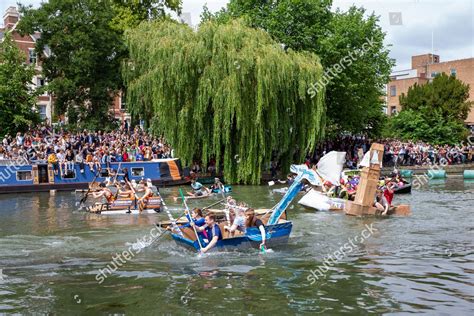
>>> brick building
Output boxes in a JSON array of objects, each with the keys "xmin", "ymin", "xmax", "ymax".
[
  {"xmin": 386, "ymin": 53, "xmax": 474, "ymax": 128},
  {"xmin": 0, "ymin": 6, "xmax": 53, "ymax": 122},
  {"xmin": 0, "ymin": 6, "xmax": 130, "ymax": 127}
]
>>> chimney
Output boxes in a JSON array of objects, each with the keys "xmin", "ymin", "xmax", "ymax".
[{"xmin": 3, "ymin": 6, "xmax": 20, "ymax": 29}]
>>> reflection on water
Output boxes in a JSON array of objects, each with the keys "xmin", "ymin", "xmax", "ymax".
[{"xmin": 0, "ymin": 179, "xmax": 473, "ymax": 314}]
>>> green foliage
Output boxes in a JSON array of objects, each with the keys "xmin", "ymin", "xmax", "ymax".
[
  {"xmin": 0, "ymin": 33, "xmax": 40, "ymax": 134},
  {"xmin": 17, "ymin": 0, "xmax": 126, "ymax": 129},
  {"xmin": 206, "ymin": 0, "xmax": 394, "ymax": 135},
  {"xmin": 123, "ymin": 20, "xmax": 325, "ymax": 184},
  {"xmin": 400, "ymin": 73, "xmax": 471, "ymax": 121},
  {"xmin": 387, "ymin": 74, "xmax": 471, "ymax": 144},
  {"xmin": 110, "ymin": 0, "xmax": 182, "ymax": 32}
]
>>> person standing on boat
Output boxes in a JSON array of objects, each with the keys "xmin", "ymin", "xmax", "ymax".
[
  {"xmin": 192, "ymin": 212, "xmax": 222, "ymax": 253},
  {"xmin": 245, "ymin": 208, "xmax": 266, "ymax": 250}
]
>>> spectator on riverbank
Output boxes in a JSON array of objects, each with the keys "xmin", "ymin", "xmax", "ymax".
[{"xmin": 0, "ymin": 125, "xmax": 174, "ymax": 174}]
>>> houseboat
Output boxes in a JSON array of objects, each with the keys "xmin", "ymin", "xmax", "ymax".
[{"xmin": 0, "ymin": 158, "xmax": 189, "ymax": 194}]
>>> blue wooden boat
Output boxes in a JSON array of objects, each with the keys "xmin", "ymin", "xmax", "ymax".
[
  {"xmin": 171, "ymin": 221, "xmax": 292, "ymax": 252},
  {"xmin": 0, "ymin": 158, "xmax": 188, "ymax": 194},
  {"xmin": 169, "ymin": 165, "xmax": 321, "ymax": 252},
  {"xmin": 210, "ymin": 185, "xmax": 232, "ymax": 194}
]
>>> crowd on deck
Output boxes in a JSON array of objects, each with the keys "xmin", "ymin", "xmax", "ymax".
[
  {"xmin": 310, "ymin": 136, "xmax": 474, "ymax": 169},
  {"xmin": 0, "ymin": 125, "xmax": 173, "ymax": 176}
]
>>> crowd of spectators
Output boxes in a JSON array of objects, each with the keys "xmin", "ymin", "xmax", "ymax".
[
  {"xmin": 309, "ymin": 136, "xmax": 474, "ymax": 169},
  {"xmin": 0, "ymin": 125, "xmax": 173, "ymax": 176}
]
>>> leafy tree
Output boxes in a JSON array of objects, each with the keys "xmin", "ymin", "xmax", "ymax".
[
  {"xmin": 400, "ymin": 73, "xmax": 471, "ymax": 121},
  {"xmin": 388, "ymin": 73, "xmax": 471, "ymax": 144},
  {"xmin": 123, "ymin": 20, "xmax": 326, "ymax": 184},
  {"xmin": 17, "ymin": 0, "xmax": 125, "ymax": 127},
  {"xmin": 110, "ymin": 0, "xmax": 182, "ymax": 32},
  {"xmin": 17, "ymin": 0, "xmax": 182, "ymax": 129},
  {"xmin": 204, "ymin": 0, "xmax": 393, "ymax": 136},
  {"xmin": 0, "ymin": 32, "xmax": 40, "ymax": 134}
]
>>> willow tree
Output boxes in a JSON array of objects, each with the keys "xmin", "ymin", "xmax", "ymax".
[{"xmin": 123, "ymin": 19, "xmax": 325, "ymax": 184}]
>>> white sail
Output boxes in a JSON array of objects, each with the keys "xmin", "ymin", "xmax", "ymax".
[
  {"xmin": 316, "ymin": 151, "xmax": 346, "ymax": 185},
  {"xmin": 359, "ymin": 151, "xmax": 371, "ymax": 167}
]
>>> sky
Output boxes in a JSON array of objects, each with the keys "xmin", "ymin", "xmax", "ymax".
[{"xmin": 1, "ymin": 0, "xmax": 473, "ymax": 71}]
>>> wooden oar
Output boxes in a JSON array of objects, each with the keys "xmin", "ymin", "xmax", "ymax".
[
  {"xmin": 77, "ymin": 171, "xmax": 100, "ymax": 209},
  {"xmin": 160, "ymin": 192, "xmax": 184, "ymax": 237},
  {"xmin": 202, "ymin": 199, "xmax": 226, "ymax": 211},
  {"xmin": 179, "ymin": 188, "xmax": 203, "ymax": 251}
]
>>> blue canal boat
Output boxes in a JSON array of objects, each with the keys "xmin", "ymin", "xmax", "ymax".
[{"xmin": 0, "ymin": 158, "xmax": 188, "ymax": 194}]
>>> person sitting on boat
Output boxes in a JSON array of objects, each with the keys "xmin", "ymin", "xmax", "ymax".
[
  {"xmin": 189, "ymin": 179, "xmax": 208, "ymax": 197},
  {"xmin": 374, "ymin": 190, "xmax": 390, "ymax": 216},
  {"xmin": 137, "ymin": 182, "xmax": 154, "ymax": 212},
  {"xmin": 209, "ymin": 178, "xmax": 224, "ymax": 192},
  {"xmin": 87, "ymin": 183, "xmax": 115, "ymax": 213},
  {"xmin": 192, "ymin": 212, "xmax": 222, "ymax": 254},
  {"xmin": 117, "ymin": 180, "xmax": 134, "ymax": 199},
  {"xmin": 245, "ymin": 208, "xmax": 266, "ymax": 250},
  {"xmin": 180, "ymin": 208, "xmax": 206, "ymax": 229},
  {"xmin": 224, "ymin": 207, "xmax": 246, "ymax": 237},
  {"xmin": 47, "ymin": 151, "xmax": 59, "ymax": 175}
]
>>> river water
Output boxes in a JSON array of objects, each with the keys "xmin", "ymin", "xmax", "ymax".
[{"xmin": 0, "ymin": 179, "xmax": 473, "ymax": 314}]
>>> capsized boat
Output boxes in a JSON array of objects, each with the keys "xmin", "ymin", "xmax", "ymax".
[{"xmin": 298, "ymin": 189, "xmax": 346, "ymax": 211}]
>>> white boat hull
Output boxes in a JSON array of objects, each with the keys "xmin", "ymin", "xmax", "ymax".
[{"xmin": 298, "ymin": 189, "xmax": 346, "ymax": 211}]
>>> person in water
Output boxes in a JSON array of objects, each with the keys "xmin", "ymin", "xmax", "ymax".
[
  {"xmin": 224, "ymin": 206, "xmax": 246, "ymax": 237},
  {"xmin": 374, "ymin": 190, "xmax": 390, "ymax": 215},
  {"xmin": 192, "ymin": 212, "xmax": 222, "ymax": 253},
  {"xmin": 245, "ymin": 208, "xmax": 266, "ymax": 250}
]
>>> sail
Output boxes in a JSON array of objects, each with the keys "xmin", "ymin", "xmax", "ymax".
[
  {"xmin": 268, "ymin": 168, "xmax": 319, "ymax": 225},
  {"xmin": 316, "ymin": 151, "xmax": 346, "ymax": 185}
]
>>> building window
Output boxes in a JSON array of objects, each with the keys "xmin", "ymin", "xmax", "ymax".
[
  {"xmin": 17, "ymin": 171, "xmax": 32, "ymax": 181},
  {"xmin": 450, "ymin": 68, "xmax": 456, "ymax": 76},
  {"xmin": 390, "ymin": 85, "xmax": 396, "ymax": 97},
  {"xmin": 390, "ymin": 106, "xmax": 397, "ymax": 115},
  {"xmin": 120, "ymin": 92, "xmax": 126, "ymax": 110},
  {"xmin": 28, "ymin": 49, "xmax": 37, "ymax": 65},
  {"xmin": 131, "ymin": 167, "xmax": 144, "ymax": 177},
  {"xmin": 38, "ymin": 105, "xmax": 47, "ymax": 120},
  {"xmin": 430, "ymin": 71, "xmax": 438, "ymax": 78}
]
